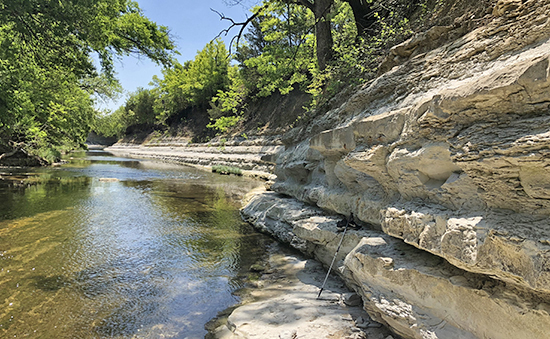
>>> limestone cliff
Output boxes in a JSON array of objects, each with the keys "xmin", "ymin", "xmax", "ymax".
[{"xmin": 242, "ymin": 1, "xmax": 550, "ymax": 338}]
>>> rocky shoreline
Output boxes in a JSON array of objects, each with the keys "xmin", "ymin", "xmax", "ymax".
[
  {"xmin": 240, "ymin": 191, "xmax": 550, "ymax": 339},
  {"xmin": 104, "ymin": 139, "xmax": 280, "ymax": 182},
  {"xmin": 206, "ymin": 242, "xmax": 395, "ymax": 339},
  {"xmin": 249, "ymin": 2, "xmax": 550, "ymax": 338}
]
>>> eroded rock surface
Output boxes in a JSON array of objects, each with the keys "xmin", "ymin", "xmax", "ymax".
[
  {"xmin": 210, "ymin": 248, "xmax": 394, "ymax": 339},
  {"xmin": 243, "ymin": 2, "xmax": 550, "ymax": 338},
  {"xmin": 242, "ymin": 193, "xmax": 550, "ymax": 339}
]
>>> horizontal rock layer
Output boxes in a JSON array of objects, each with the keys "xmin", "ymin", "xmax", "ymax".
[
  {"xmin": 105, "ymin": 139, "xmax": 283, "ymax": 178},
  {"xmin": 252, "ymin": 2, "xmax": 550, "ymax": 338},
  {"xmin": 242, "ymin": 192, "xmax": 550, "ymax": 339}
]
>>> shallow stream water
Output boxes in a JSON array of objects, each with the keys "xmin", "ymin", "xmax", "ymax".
[{"xmin": 0, "ymin": 150, "xmax": 274, "ymax": 338}]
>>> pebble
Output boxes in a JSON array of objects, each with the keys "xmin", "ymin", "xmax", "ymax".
[
  {"xmin": 368, "ymin": 322, "xmax": 383, "ymax": 328},
  {"xmin": 341, "ymin": 315, "xmax": 353, "ymax": 321},
  {"xmin": 357, "ymin": 322, "xmax": 370, "ymax": 329}
]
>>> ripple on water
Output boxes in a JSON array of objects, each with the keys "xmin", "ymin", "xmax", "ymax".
[{"xmin": 0, "ymin": 151, "xmax": 271, "ymax": 338}]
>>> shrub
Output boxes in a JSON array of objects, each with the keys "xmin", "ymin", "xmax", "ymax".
[{"xmin": 211, "ymin": 165, "xmax": 243, "ymax": 176}]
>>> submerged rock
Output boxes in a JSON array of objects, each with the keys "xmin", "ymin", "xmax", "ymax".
[{"xmin": 98, "ymin": 178, "xmax": 119, "ymax": 182}]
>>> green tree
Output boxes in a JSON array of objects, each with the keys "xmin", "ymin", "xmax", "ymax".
[
  {"xmin": 235, "ymin": 2, "xmax": 316, "ymax": 97},
  {"xmin": 154, "ymin": 39, "xmax": 231, "ymax": 122},
  {"xmin": 92, "ymin": 88, "xmax": 156, "ymax": 138},
  {"xmin": 224, "ymin": 0, "xmax": 423, "ymax": 70},
  {"xmin": 0, "ymin": 0, "xmax": 176, "ymax": 163},
  {"xmin": 125, "ymin": 88, "xmax": 157, "ymax": 125}
]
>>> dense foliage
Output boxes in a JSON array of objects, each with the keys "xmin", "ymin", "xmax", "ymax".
[
  {"xmin": 94, "ymin": 0, "xmax": 436, "ymax": 140},
  {"xmin": 0, "ymin": 0, "xmax": 175, "ymax": 163},
  {"xmin": 1, "ymin": 0, "xmax": 446, "ymax": 162}
]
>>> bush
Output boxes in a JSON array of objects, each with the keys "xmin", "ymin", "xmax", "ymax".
[
  {"xmin": 207, "ymin": 116, "xmax": 241, "ymax": 134},
  {"xmin": 211, "ymin": 165, "xmax": 243, "ymax": 176}
]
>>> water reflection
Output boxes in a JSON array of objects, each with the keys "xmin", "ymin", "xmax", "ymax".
[{"xmin": 0, "ymin": 150, "xmax": 270, "ymax": 338}]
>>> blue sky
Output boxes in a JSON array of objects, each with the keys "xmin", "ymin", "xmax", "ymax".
[{"xmin": 96, "ymin": 0, "xmax": 260, "ymax": 111}]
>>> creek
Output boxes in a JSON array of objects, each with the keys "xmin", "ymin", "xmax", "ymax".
[{"xmin": 0, "ymin": 150, "xmax": 274, "ymax": 339}]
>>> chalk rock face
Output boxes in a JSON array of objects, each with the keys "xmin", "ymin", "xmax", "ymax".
[
  {"xmin": 242, "ymin": 193, "xmax": 550, "ymax": 339},
  {"xmin": 245, "ymin": 1, "xmax": 550, "ymax": 338}
]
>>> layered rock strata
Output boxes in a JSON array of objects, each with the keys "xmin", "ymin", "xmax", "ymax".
[
  {"xmin": 105, "ymin": 136, "xmax": 283, "ymax": 178},
  {"xmin": 242, "ymin": 192, "xmax": 550, "ymax": 339},
  {"xmin": 242, "ymin": 1, "xmax": 550, "ymax": 338}
]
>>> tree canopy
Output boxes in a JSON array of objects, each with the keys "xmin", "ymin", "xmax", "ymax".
[
  {"xmin": 93, "ymin": 0, "xmax": 427, "ymax": 141},
  {"xmin": 0, "ymin": 0, "xmax": 176, "ymax": 163},
  {"xmin": 0, "ymin": 0, "xmax": 434, "ymax": 160}
]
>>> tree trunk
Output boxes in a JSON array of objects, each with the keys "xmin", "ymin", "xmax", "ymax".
[
  {"xmin": 314, "ymin": 0, "xmax": 333, "ymax": 70},
  {"xmin": 345, "ymin": 0, "xmax": 377, "ymax": 35}
]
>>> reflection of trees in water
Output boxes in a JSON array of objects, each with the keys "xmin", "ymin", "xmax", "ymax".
[
  {"xmin": 128, "ymin": 179, "xmax": 273, "ymax": 290},
  {"xmin": 0, "ymin": 161, "xmax": 273, "ymax": 338},
  {"xmin": 181, "ymin": 186, "xmax": 274, "ymax": 293},
  {"xmin": 0, "ymin": 173, "xmax": 90, "ymax": 221}
]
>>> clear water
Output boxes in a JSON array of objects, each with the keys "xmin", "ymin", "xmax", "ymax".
[{"xmin": 0, "ymin": 150, "xmax": 272, "ymax": 338}]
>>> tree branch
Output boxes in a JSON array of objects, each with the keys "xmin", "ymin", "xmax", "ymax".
[
  {"xmin": 212, "ymin": 4, "xmax": 268, "ymax": 54},
  {"xmin": 0, "ymin": 142, "xmax": 24, "ymax": 161},
  {"xmin": 295, "ymin": 0, "xmax": 315, "ymax": 12}
]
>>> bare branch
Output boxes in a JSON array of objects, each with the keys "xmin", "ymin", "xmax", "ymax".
[
  {"xmin": 212, "ymin": 5, "xmax": 268, "ymax": 54},
  {"xmin": 0, "ymin": 149, "xmax": 19, "ymax": 161},
  {"xmin": 0, "ymin": 142, "xmax": 24, "ymax": 161}
]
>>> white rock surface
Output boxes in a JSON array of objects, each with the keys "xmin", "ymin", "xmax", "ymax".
[
  {"xmin": 210, "ymin": 246, "xmax": 393, "ymax": 339},
  {"xmin": 263, "ymin": 4, "xmax": 550, "ymax": 337},
  {"xmin": 242, "ymin": 192, "xmax": 550, "ymax": 339}
]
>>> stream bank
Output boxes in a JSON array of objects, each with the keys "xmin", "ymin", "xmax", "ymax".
[
  {"xmin": 105, "ymin": 2, "xmax": 550, "ymax": 337},
  {"xmin": 237, "ymin": 2, "xmax": 550, "ymax": 338},
  {"xmin": 104, "ymin": 136, "xmax": 282, "ymax": 182},
  {"xmin": 206, "ymin": 241, "xmax": 395, "ymax": 339}
]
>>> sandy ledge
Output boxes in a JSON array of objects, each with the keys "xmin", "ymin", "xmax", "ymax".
[{"xmin": 206, "ymin": 243, "xmax": 396, "ymax": 339}]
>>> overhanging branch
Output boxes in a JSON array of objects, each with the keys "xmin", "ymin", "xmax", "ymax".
[{"xmin": 212, "ymin": 4, "xmax": 268, "ymax": 54}]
